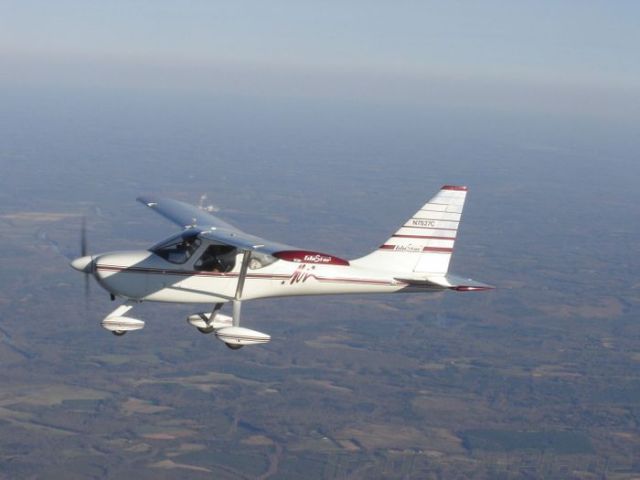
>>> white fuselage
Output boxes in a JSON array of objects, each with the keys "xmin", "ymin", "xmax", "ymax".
[
  {"xmin": 69, "ymin": 187, "xmax": 491, "ymax": 346},
  {"xmin": 93, "ymin": 249, "xmax": 426, "ymax": 304}
]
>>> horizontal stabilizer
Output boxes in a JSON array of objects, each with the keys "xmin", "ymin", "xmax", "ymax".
[{"xmin": 395, "ymin": 273, "xmax": 494, "ymax": 291}]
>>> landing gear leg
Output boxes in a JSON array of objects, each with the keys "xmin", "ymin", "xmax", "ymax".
[
  {"xmin": 197, "ymin": 303, "xmax": 224, "ymax": 334},
  {"xmin": 217, "ymin": 249, "xmax": 253, "ymax": 350}
]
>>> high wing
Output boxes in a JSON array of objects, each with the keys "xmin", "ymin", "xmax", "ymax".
[
  {"xmin": 137, "ymin": 195, "xmax": 299, "ymax": 255},
  {"xmin": 137, "ymin": 195, "xmax": 239, "ymax": 231}
]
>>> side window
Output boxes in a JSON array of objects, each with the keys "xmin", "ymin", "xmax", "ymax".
[
  {"xmin": 248, "ymin": 252, "xmax": 278, "ymax": 270},
  {"xmin": 194, "ymin": 245, "xmax": 237, "ymax": 272}
]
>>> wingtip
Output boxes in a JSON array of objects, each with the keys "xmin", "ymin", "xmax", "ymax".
[{"xmin": 136, "ymin": 195, "xmax": 157, "ymax": 207}]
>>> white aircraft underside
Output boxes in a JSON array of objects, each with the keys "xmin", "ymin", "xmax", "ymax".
[{"xmin": 71, "ymin": 185, "xmax": 492, "ymax": 349}]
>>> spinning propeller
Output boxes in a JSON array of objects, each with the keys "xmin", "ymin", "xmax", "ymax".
[{"xmin": 70, "ymin": 217, "xmax": 95, "ymax": 302}]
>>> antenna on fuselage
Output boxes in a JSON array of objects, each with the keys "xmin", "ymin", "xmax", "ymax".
[{"xmin": 198, "ymin": 193, "xmax": 219, "ymax": 213}]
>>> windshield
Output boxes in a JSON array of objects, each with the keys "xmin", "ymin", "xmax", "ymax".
[{"xmin": 151, "ymin": 231, "xmax": 201, "ymax": 264}]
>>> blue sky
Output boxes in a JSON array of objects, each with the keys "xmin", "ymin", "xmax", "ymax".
[{"xmin": 1, "ymin": 1, "xmax": 638, "ymax": 116}]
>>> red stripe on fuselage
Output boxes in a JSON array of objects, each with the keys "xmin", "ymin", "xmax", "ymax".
[
  {"xmin": 96, "ymin": 264, "xmax": 290, "ymax": 279},
  {"xmin": 96, "ymin": 265, "xmax": 398, "ymax": 287}
]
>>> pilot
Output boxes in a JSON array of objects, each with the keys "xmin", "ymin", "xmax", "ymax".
[
  {"xmin": 197, "ymin": 250, "xmax": 217, "ymax": 271},
  {"xmin": 195, "ymin": 245, "xmax": 237, "ymax": 272},
  {"xmin": 185, "ymin": 238, "xmax": 199, "ymax": 255},
  {"xmin": 170, "ymin": 238, "xmax": 199, "ymax": 263}
]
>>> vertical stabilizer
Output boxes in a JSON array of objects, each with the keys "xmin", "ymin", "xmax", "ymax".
[{"xmin": 351, "ymin": 185, "xmax": 467, "ymax": 274}]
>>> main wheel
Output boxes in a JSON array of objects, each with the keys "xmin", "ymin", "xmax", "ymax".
[
  {"xmin": 197, "ymin": 326, "xmax": 214, "ymax": 334},
  {"xmin": 112, "ymin": 330, "xmax": 126, "ymax": 336},
  {"xmin": 225, "ymin": 343, "xmax": 244, "ymax": 350}
]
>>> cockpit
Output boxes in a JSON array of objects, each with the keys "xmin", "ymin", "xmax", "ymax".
[
  {"xmin": 151, "ymin": 230, "xmax": 278, "ymax": 272},
  {"xmin": 192, "ymin": 246, "xmax": 278, "ymax": 272},
  {"xmin": 194, "ymin": 244, "xmax": 237, "ymax": 272}
]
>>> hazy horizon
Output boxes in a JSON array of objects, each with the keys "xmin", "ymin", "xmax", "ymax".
[{"xmin": 2, "ymin": 1, "xmax": 639, "ymax": 120}]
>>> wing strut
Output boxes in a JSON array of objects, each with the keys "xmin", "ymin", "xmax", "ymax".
[
  {"xmin": 232, "ymin": 249, "xmax": 252, "ymax": 327},
  {"xmin": 215, "ymin": 249, "xmax": 271, "ymax": 348}
]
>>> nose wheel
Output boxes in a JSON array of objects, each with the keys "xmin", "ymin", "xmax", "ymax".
[{"xmin": 101, "ymin": 301, "xmax": 145, "ymax": 335}]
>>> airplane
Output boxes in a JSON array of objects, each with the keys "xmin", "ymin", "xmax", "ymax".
[{"xmin": 70, "ymin": 185, "xmax": 492, "ymax": 349}]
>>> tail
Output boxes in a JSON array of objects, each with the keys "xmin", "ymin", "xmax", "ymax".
[{"xmin": 352, "ymin": 185, "xmax": 467, "ymax": 275}]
